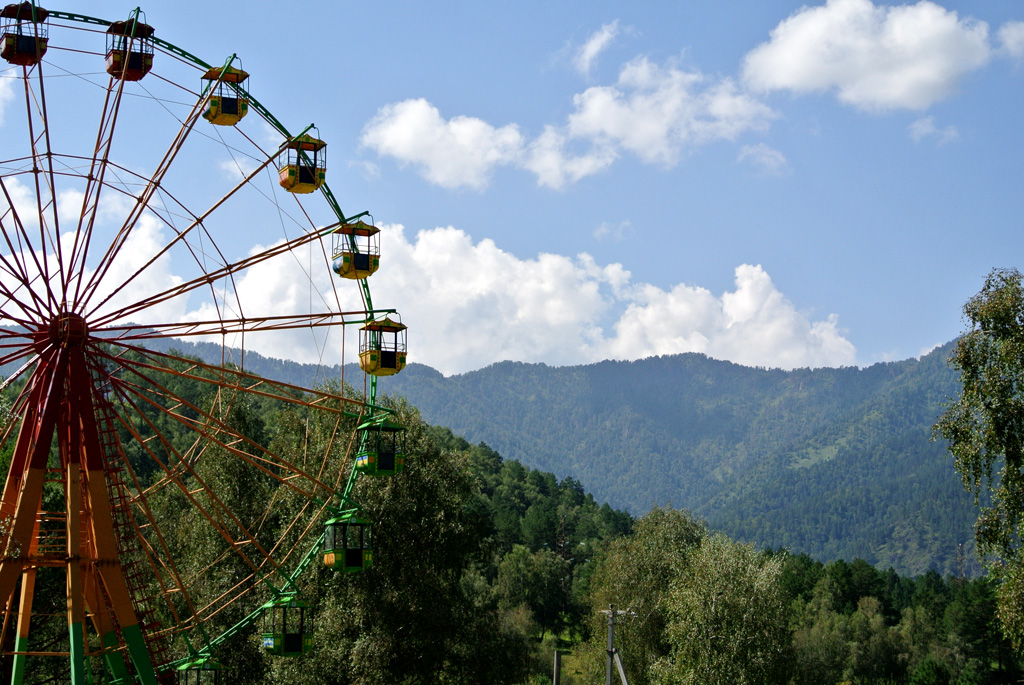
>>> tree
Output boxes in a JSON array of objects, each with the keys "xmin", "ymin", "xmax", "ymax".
[
  {"xmin": 494, "ymin": 545, "xmax": 571, "ymax": 639},
  {"xmin": 652, "ymin": 534, "xmax": 791, "ymax": 685},
  {"xmin": 846, "ymin": 596, "xmax": 901, "ymax": 683},
  {"xmin": 790, "ymin": 578, "xmax": 851, "ymax": 685},
  {"xmin": 583, "ymin": 508, "xmax": 707, "ymax": 685},
  {"xmin": 935, "ymin": 267, "xmax": 1024, "ymax": 645}
]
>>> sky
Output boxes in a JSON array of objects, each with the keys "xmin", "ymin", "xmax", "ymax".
[{"xmin": 3, "ymin": 0, "xmax": 1024, "ymax": 377}]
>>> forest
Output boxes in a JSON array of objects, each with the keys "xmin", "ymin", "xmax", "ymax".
[
  {"xmin": 140, "ymin": 334, "xmax": 977, "ymax": 578},
  {"xmin": 1, "ymin": 353, "xmax": 1017, "ymax": 684}
]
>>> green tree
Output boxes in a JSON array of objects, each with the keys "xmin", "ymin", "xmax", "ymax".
[
  {"xmin": 652, "ymin": 534, "xmax": 791, "ymax": 685},
  {"xmin": 584, "ymin": 508, "xmax": 707, "ymax": 685},
  {"xmin": 790, "ymin": 579, "xmax": 851, "ymax": 685},
  {"xmin": 934, "ymin": 267, "xmax": 1024, "ymax": 645},
  {"xmin": 846, "ymin": 596, "xmax": 901, "ymax": 683},
  {"xmin": 494, "ymin": 545, "xmax": 571, "ymax": 639}
]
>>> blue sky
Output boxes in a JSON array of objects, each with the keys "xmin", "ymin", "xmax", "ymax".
[{"xmin": 6, "ymin": 1, "xmax": 1024, "ymax": 376}]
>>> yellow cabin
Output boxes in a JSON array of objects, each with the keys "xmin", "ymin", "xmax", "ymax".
[
  {"xmin": 0, "ymin": 3, "xmax": 48, "ymax": 67},
  {"xmin": 278, "ymin": 134, "xmax": 326, "ymax": 194},
  {"xmin": 332, "ymin": 220, "xmax": 380, "ymax": 280},
  {"xmin": 105, "ymin": 16, "xmax": 154, "ymax": 81},
  {"xmin": 201, "ymin": 65, "xmax": 249, "ymax": 126},
  {"xmin": 359, "ymin": 316, "xmax": 407, "ymax": 376}
]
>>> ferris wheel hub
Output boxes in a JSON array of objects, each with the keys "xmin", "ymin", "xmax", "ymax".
[{"xmin": 48, "ymin": 312, "xmax": 88, "ymax": 347}]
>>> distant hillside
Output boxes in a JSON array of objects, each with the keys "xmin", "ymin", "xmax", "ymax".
[
  {"xmin": 371, "ymin": 344, "xmax": 975, "ymax": 577},
  {"xmin": 15, "ymin": 331, "xmax": 971, "ymax": 576}
]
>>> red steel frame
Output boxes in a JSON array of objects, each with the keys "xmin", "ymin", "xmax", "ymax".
[{"xmin": 0, "ymin": 8, "xmax": 389, "ymax": 681}]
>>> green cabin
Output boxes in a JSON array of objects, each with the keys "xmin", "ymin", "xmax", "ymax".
[
  {"xmin": 261, "ymin": 597, "xmax": 313, "ymax": 657},
  {"xmin": 323, "ymin": 514, "xmax": 372, "ymax": 573},
  {"xmin": 355, "ymin": 417, "xmax": 405, "ymax": 477}
]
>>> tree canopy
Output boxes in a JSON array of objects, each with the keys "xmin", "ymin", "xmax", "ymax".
[{"xmin": 935, "ymin": 267, "xmax": 1024, "ymax": 645}]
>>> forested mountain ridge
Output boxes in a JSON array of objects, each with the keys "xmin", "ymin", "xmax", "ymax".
[
  {"xmin": 370, "ymin": 343, "xmax": 974, "ymax": 576},
  {"xmin": 67, "ymin": 334, "xmax": 974, "ymax": 576}
]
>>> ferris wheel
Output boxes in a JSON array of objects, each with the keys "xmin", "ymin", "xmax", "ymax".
[{"xmin": 0, "ymin": 4, "xmax": 408, "ymax": 682}]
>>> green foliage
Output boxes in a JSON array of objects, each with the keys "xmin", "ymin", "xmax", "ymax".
[
  {"xmin": 9, "ymin": 339, "xmax": 1022, "ymax": 684},
  {"xmin": 652, "ymin": 535, "xmax": 791, "ymax": 685},
  {"xmin": 89, "ymin": 327, "xmax": 980, "ymax": 578},
  {"xmin": 909, "ymin": 655, "xmax": 949, "ymax": 685},
  {"xmin": 935, "ymin": 267, "xmax": 1024, "ymax": 646},
  {"xmin": 583, "ymin": 508, "xmax": 707, "ymax": 685},
  {"xmin": 265, "ymin": 398, "xmax": 539, "ymax": 685},
  {"xmin": 494, "ymin": 545, "xmax": 571, "ymax": 639},
  {"xmin": 379, "ymin": 346, "xmax": 971, "ymax": 576}
]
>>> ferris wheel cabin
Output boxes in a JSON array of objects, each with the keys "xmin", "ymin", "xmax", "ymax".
[
  {"xmin": 359, "ymin": 316, "xmax": 407, "ymax": 376},
  {"xmin": 105, "ymin": 16, "xmax": 154, "ymax": 81},
  {"xmin": 261, "ymin": 597, "xmax": 314, "ymax": 657},
  {"xmin": 323, "ymin": 514, "xmax": 372, "ymax": 573},
  {"xmin": 201, "ymin": 65, "xmax": 249, "ymax": 126},
  {"xmin": 0, "ymin": 2, "xmax": 47, "ymax": 66},
  {"xmin": 332, "ymin": 220, "xmax": 381, "ymax": 279},
  {"xmin": 355, "ymin": 417, "xmax": 405, "ymax": 476},
  {"xmin": 279, "ymin": 134, "xmax": 326, "ymax": 194}
]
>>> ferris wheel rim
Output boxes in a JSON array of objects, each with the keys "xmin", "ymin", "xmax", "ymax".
[{"xmin": 0, "ymin": 6, "xmax": 396, "ymax": 677}]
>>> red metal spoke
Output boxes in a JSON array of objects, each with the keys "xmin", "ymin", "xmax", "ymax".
[
  {"xmin": 77, "ymin": 84, "xmax": 210, "ymax": 313},
  {"xmin": 100, "ymin": 354, "xmax": 338, "ymax": 500},
  {"xmin": 0, "ymin": 305, "xmax": 40, "ymax": 331},
  {"xmin": 92, "ymin": 416, "xmax": 198, "ymax": 631},
  {"xmin": 0, "ymin": 233, "xmax": 49, "ymax": 321},
  {"xmin": 0, "ymin": 177, "xmax": 56, "ymax": 317},
  {"xmin": 20, "ymin": 58, "xmax": 68, "ymax": 303},
  {"xmin": 0, "ymin": 348, "xmax": 40, "ymax": 376},
  {"xmin": 89, "ymin": 218, "xmax": 340, "ymax": 328},
  {"xmin": 83, "ymin": 151, "xmax": 280, "ymax": 324},
  {"xmin": 63, "ymin": 62, "xmax": 135, "ymax": 311},
  {"xmin": 98, "ymin": 309, "xmax": 372, "ymax": 343},
  {"xmin": 100, "ymin": 376, "xmax": 299, "ymax": 595},
  {"xmin": 98, "ymin": 339, "xmax": 363, "ymax": 414}
]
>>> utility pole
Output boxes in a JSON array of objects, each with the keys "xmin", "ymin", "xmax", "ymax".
[{"xmin": 600, "ymin": 604, "xmax": 634, "ymax": 685}]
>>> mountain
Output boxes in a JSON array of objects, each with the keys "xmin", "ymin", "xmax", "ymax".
[
  {"xmin": 6, "ymin": 329, "xmax": 972, "ymax": 576},
  {"xmin": 370, "ymin": 343, "xmax": 976, "ymax": 577}
]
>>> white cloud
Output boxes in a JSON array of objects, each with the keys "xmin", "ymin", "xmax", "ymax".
[
  {"xmin": 575, "ymin": 21, "xmax": 620, "ymax": 76},
  {"xmin": 181, "ymin": 235, "xmax": 347, "ymax": 365},
  {"xmin": 737, "ymin": 143, "xmax": 789, "ymax": 175},
  {"xmin": 0, "ymin": 179, "xmax": 186, "ymax": 326},
  {"xmin": 0, "ymin": 176, "xmax": 40, "ymax": 230},
  {"xmin": 999, "ymin": 21, "xmax": 1024, "ymax": 59},
  {"xmin": 0, "ymin": 215, "xmax": 851, "ymax": 375},
  {"xmin": 568, "ymin": 58, "xmax": 775, "ymax": 166},
  {"xmin": 340, "ymin": 225, "xmax": 857, "ymax": 374},
  {"xmin": 91, "ymin": 214, "xmax": 186, "ymax": 326},
  {"xmin": 742, "ymin": 0, "xmax": 991, "ymax": 111},
  {"xmin": 218, "ymin": 156, "xmax": 260, "ymax": 180},
  {"xmin": 521, "ymin": 125, "xmax": 617, "ymax": 190},
  {"xmin": 601, "ymin": 264, "xmax": 855, "ymax": 370},
  {"xmin": 593, "ymin": 219, "xmax": 632, "ymax": 242},
  {"xmin": 360, "ymin": 98, "xmax": 524, "ymax": 190},
  {"xmin": 363, "ymin": 58, "xmax": 775, "ymax": 190},
  {"xmin": 192, "ymin": 223, "xmax": 853, "ymax": 375},
  {"xmin": 908, "ymin": 115, "xmax": 958, "ymax": 144}
]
